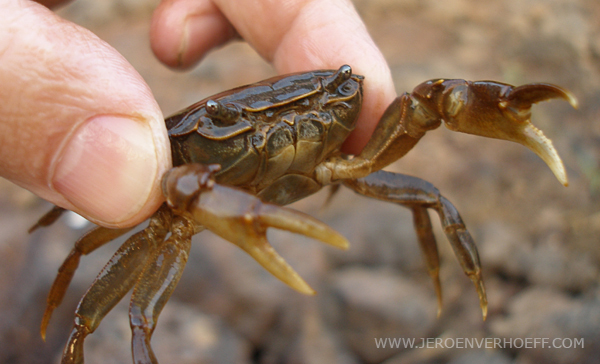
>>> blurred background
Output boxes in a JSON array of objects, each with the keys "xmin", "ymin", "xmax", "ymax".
[{"xmin": 1, "ymin": 0, "xmax": 599, "ymax": 363}]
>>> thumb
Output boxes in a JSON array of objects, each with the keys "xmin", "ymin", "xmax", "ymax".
[{"xmin": 0, "ymin": 1, "xmax": 171, "ymax": 228}]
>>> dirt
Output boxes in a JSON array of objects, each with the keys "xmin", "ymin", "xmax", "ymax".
[{"xmin": 1, "ymin": 0, "xmax": 599, "ymax": 363}]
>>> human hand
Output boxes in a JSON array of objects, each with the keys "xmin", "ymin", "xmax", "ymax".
[
  {"xmin": 0, "ymin": 0, "xmax": 395, "ymax": 228},
  {"xmin": 0, "ymin": 0, "xmax": 171, "ymax": 228}
]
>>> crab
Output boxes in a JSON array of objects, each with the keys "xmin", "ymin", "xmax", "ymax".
[{"xmin": 30, "ymin": 65, "xmax": 577, "ymax": 364}]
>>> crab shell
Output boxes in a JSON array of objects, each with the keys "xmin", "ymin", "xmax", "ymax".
[{"xmin": 166, "ymin": 67, "xmax": 363, "ymax": 204}]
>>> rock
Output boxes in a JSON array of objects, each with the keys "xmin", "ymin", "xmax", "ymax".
[
  {"xmin": 490, "ymin": 287, "xmax": 600, "ymax": 364},
  {"xmin": 527, "ymin": 233, "xmax": 598, "ymax": 291},
  {"xmin": 325, "ymin": 190, "xmax": 423, "ymax": 272},
  {"xmin": 448, "ymin": 350, "xmax": 513, "ymax": 364},
  {"xmin": 479, "ymin": 221, "xmax": 530, "ymax": 276},
  {"xmin": 258, "ymin": 301, "xmax": 361, "ymax": 364},
  {"xmin": 479, "ymin": 222, "xmax": 599, "ymax": 292},
  {"xmin": 331, "ymin": 267, "xmax": 437, "ymax": 363}
]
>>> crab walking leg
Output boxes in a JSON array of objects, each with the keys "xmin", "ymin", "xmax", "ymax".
[
  {"xmin": 344, "ymin": 171, "xmax": 487, "ymax": 320},
  {"xmin": 162, "ymin": 164, "xmax": 349, "ymax": 295},
  {"xmin": 130, "ymin": 216, "xmax": 195, "ymax": 364},
  {"xmin": 61, "ymin": 207, "xmax": 172, "ymax": 364},
  {"xmin": 29, "ymin": 205, "xmax": 67, "ymax": 233},
  {"xmin": 316, "ymin": 80, "xmax": 576, "ymax": 186},
  {"xmin": 41, "ymin": 225, "xmax": 133, "ymax": 340},
  {"xmin": 409, "ymin": 205, "xmax": 442, "ymax": 317}
]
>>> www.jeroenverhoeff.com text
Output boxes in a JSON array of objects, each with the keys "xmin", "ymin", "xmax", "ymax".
[{"xmin": 374, "ymin": 337, "xmax": 584, "ymax": 349}]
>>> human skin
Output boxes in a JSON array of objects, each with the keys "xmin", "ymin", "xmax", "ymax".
[{"xmin": 0, "ymin": 0, "xmax": 395, "ymax": 228}]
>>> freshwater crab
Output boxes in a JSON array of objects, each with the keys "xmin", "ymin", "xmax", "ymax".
[{"xmin": 30, "ymin": 65, "xmax": 577, "ymax": 364}]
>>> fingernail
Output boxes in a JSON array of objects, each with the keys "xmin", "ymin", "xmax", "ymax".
[{"xmin": 52, "ymin": 115, "xmax": 159, "ymax": 225}]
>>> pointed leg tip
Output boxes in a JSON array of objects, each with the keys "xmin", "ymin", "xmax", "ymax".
[
  {"xmin": 468, "ymin": 273, "xmax": 488, "ymax": 321},
  {"xmin": 40, "ymin": 326, "xmax": 47, "ymax": 342},
  {"xmin": 481, "ymin": 304, "xmax": 488, "ymax": 321},
  {"xmin": 478, "ymin": 293, "xmax": 488, "ymax": 321},
  {"xmin": 40, "ymin": 309, "xmax": 53, "ymax": 341},
  {"xmin": 432, "ymin": 275, "xmax": 443, "ymax": 319}
]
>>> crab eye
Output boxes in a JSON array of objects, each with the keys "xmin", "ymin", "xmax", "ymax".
[
  {"xmin": 338, "ymin": 64, "xmax": 352, "ymax": 79},
  {"xmin": 205, "ymin": 99, "xmax": 241, "ymax": 125},
  {"xmin": 206, "ymin": 100, "xmax": 220, "ymax": 114},
  {"xmin": 323, "ymin": 65, "xmax": 353, "ymax": 93}
]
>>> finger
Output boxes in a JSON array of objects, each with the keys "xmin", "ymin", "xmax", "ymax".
[
  {"xmin": 33, "ymin": 0, "xmax": 71, "ymax": 9},
  {"xmin": 151, "ymin": 0, "xmax": 396, "ymax": 154},
  {"xmin": 150, "ymin": 0, "xmax": 238, "ymax": 69},
  {"xmin": 0, "ymin": 1, "xmax": 171, "ymax": 228}
]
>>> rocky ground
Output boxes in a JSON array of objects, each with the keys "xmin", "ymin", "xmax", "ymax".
[{"xmin": 1, "ymin": 0, "xmax": 600, "ymax": 363}]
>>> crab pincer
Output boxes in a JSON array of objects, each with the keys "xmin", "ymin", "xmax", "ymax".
[
  {"xmin": 411, "ymin": 79, "xmax": 578, "ymax": 186},
  {"xmin": 162, "ymin": 163, "xmax": 349, "ymax": 295}
]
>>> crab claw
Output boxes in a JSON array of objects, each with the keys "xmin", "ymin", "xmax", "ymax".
[
  {"xmin": 163, "ymin": 164, "xmax": 349, "ymax": 295},
  {"xmin": 414, "ymin": 79, "xmax": 577, "ymax": 186}
]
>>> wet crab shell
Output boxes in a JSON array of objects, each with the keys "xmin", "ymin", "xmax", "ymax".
[{"xmin": 165, "ymin": 66, "xmax": 364, "ymax": 204}]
